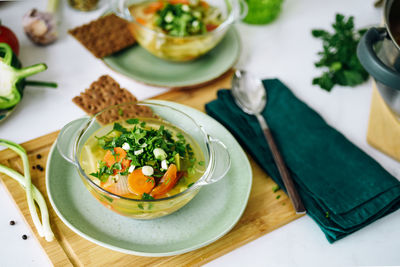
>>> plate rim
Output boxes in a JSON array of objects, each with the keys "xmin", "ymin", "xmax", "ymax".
[
  {"xmin": 102, "ymin": 28, "xmax": 241, "ymax": 88},
  {"xmin": 0, "ymin": 105, "xmax": 17, "ymax": 124},
  {"xmin": 46, "ymin": 100, "xmax": 252, "ymax": 257}
]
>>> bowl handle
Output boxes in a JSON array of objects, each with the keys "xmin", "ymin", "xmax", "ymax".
[
  {"xmin": 357, "ymin": 27, "xmax": 400, "ymax": 90},
  {"xmin": 202, "ymin": 136, "xmax": 231, "ymax": 184},
  {"xmin": 113, "ymin": 0, "xmax": 132, "ymax": 21},
  {"xmin": 56, "ymin": 117, "xmax": 90, "ymax": 167},
  {"xmin": 232, "ymin": 0, "xmax": 248, "ymax": 21}
]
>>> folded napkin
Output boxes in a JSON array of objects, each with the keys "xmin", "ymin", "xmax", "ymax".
[{"xmin": 205, "ymin": 79, "xmax": 400, "ymax": 243}]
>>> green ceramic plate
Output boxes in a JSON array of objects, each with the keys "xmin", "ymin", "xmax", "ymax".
[
  {"xmin": 102, "ymin": 28, "xmax": 240, "ymax": 88},
  {"xmin": 46, "ymin": 100, "xmax": 252, "ymax": 256}
]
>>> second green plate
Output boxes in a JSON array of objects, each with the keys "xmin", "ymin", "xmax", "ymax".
[{"xmin": 103, "ymin": 28, "xmax": 240, "ymax": 88}]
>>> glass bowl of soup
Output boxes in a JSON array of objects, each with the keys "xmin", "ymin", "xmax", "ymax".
[
  {"xmin": 114, "ymin": 0, "xmax": 247, "ymax": 61},
  {"xmin": 56, "ymin": 102, "xmax": 231, "ymax": 219}
]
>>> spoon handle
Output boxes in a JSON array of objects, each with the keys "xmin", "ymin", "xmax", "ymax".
[{"xmin": 256, "ymin": 114, "xmax": 306, "ymax": 214}]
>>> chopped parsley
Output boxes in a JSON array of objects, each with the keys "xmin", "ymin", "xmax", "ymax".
[
  {"xmin": 90, "ymin": 161, "xmax": 114, "ymax": 182},
  {"xmin": 272, "ymin": 185, "xmax": 280, "ymax": 193},
  {"xmin": 311, "ymin": 14, "xmax": 368, "ymax": 91},
  {"xmin": 102, "ymin": 194, "xmax": 114, "ymax": 203},
  {"xmin": 142, "ymin": 193, "xmax": 154, "ymax": 200},
  {"xmin": 126, "ymin": 118, "xmax": 139, "ymax": 124},
  {"xmin": 90, "ymin": 120, "xmax": 197, "ymax": 182},
  {"xmin": 155, "ymin": 2, "xmax": 207, "ymax": 37}
]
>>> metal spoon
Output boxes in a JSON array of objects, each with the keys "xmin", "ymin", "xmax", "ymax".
[{"xmin": 231, "ymin": 70, "xmax": 306, "ymax": 214}]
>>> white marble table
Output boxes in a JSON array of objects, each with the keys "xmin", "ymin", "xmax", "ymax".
[{"xmin": 0, "ymin": 0, "xmax": 399, "ymax": 266}]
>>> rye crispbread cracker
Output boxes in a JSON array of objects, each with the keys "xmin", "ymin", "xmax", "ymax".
[
  {"xmin": 68, "ymin": 14, "xmax": 136, "ymax": 58},
  {"xmin": 72, "ymin": 75, "xmax": 154, "ymax": 124}
]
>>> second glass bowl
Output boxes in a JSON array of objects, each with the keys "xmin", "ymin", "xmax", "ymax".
[{"xmin": 115, "ymin": 0, "xmax": 247, "ymax": 61}]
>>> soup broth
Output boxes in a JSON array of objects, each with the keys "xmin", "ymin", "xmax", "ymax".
[{"xmin": 80, "ymin": 117, "xmax": 205, "ymax": 200}]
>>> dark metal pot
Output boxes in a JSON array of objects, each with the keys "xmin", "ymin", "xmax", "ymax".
[{"xmin": 357, "ymin": 0, "xmax": 400, "ymax": 116}]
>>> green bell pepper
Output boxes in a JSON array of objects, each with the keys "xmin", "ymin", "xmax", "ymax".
[{"xmin": 0, "ymin": 43, "xmax": 56, "ymax": 110}]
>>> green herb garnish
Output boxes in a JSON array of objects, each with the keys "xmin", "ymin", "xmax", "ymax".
[
  {"xmin": 113, "ymin": 123, "xmax": 128, "ymax": 133},
  {"xmin": 120, "ymin": 170, "xmax": 129, "ymax": 176},
  {"xmin": 126, "ymin": 118, "xmax": 139, "ymax": 124},
  {"xmin": 96, "ymin": 121, "xmax": 196, "ymax": 178},
  {"xmin": 272, "ymin": 185, "xmax": 280, "ymax": 193},
  {"xmin": 156, "ymin": 3, "xmax": 207, "ymax": 37},
  {"xmin": 276, "ymin": 195, "xmax": 281, "ymax": 199},
  {"xmin": 142, "ymin": 193, "xmax": 155, "ymax": 200},
  {"xmin": 311, "ymin": 14, "xmax": 368, "ymax": 91},
  {"xmin": 102, "ymin": 194, "xmax": 114, "ymax": 203},
  {"xmin": 146, "ymin": 178, "xmax": 155, "ymax": 185},
  {"xmin": 90, "ymin": 160, "xmax": 114, "ymax": 182}
]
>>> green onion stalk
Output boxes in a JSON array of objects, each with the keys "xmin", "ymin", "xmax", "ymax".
[{"xmin": 0, "ymin": 139, "xmax": 54, "ymax": 242}]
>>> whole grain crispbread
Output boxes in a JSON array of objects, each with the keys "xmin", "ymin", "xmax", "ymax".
[
  {"xmin": 72, "ymin": 75, "xmax": 154, "ymax": 124},
  {"xmin": 68, "ymin": 14, "xmax": 136, "ymax": 58}
]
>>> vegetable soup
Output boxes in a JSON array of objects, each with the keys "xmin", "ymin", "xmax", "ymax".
[
  {"xmin": 129, "ymin": 0, "xmax": 224, "ymax": 37},
  {"xmin": 80, "ymin": 117, "xmax": 205, "ymax": 200},
  {"xmin": 126, "ymin": 0, "xmax": 228, "ymax": 61}
]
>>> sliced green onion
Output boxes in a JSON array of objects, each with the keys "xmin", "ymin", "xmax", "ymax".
[{"xmin": 153, "ymin": 148, "xmax": 167, "ymax": 161}]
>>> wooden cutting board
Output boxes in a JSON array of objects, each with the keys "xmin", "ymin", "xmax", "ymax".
[
  {"xmin": 367, "ymin": 83, "xmax": 400, "ymax": 161},
  {"xmin": 0, "ymin": 70, "xmax": 302, "ymax": 267}
]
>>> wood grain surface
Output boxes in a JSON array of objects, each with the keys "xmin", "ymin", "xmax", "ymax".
[
  {"xmin": 0, "ymin": 70, "xmax": 302, "ymax": 266},
  {"xmin": 367, "ymin": 83, "xmax": 400, "ymax": 162}
]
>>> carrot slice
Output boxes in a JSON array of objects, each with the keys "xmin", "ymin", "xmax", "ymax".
[
  {"xmin": 121, "ymin": 158, "xmax": 131, "ymax": 171},
  {"xmin": 128, "ymin": 169, "xmax": 155, "ymax": 195},
  {"xmin": 150, "ymin": 164, "xmax": 178, "ymax": 198},
  {"xmin": 103, "ymin": 147, "xmax": 127, "ymax": 167},
  {"xmin": 168, "ymin": 0, "xmax": 190, "ymax": 5},
  {"xmin": 200, "ymin": 0, "xmax": 209, "ymax": 8},
  {"xmin": 111, "ymin": 158, "xmax": 132, "ymax": 175},
  {"xmin": 206, "ymin": 24, "xmax": 218, "ymax": 32},
  {"xmin": 136, "ymin": 17, "xmax": 147, "ymax": 26},
  {"xmin": 144, "ymin": 1, "xmax": 164, "ymax": 14},
  {"xmin": 103, "ymin": 147, "xmax": 130, "ymax": 175}
]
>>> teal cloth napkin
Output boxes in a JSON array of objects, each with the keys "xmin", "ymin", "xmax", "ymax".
[{"xmin": 205, "ymin": 79, "xmax": 400, "ymax": 243}]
